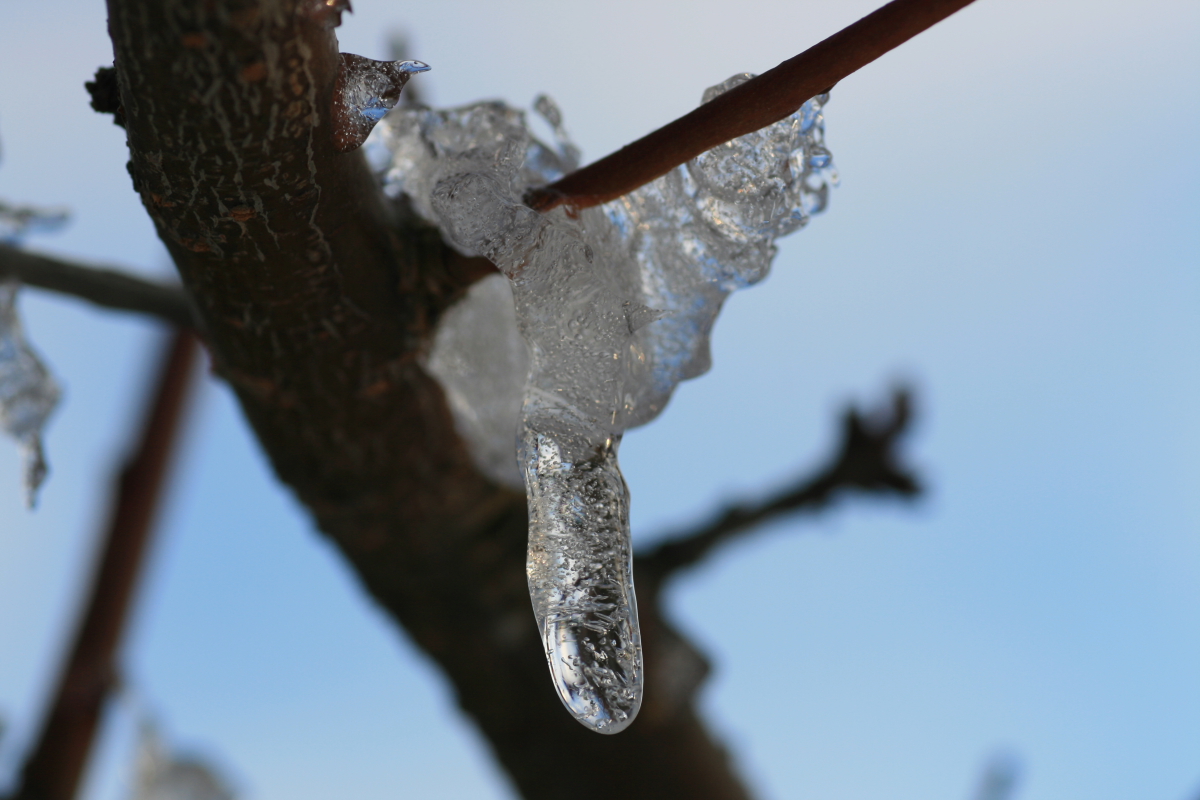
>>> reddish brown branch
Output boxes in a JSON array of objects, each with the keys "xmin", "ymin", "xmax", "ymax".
[
  {"xmin": 12, "ymin": 331, "xmax": 198, "ymax": 800},
  {"xmin": 526, "ymin": 0, "xmax": 977, "ymax": 212}
]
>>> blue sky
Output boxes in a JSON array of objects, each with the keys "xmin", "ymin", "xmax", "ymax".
[{"xmin": 1, "ymin": 1, "xmax": 1198, "ymax": 799}]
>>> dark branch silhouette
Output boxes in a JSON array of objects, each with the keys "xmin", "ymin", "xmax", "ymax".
[
  {"xmin": 526, "ymin": 0, "xmax": 977, "ymax": 212},
  {"xmin": 0, "ymin": 244, "xmax": 194, "ymax": 328},
  {"xmin": 11, "ymin": 331, "xmax": 198, "ymax": 800},
  {"xmin": 638, "ymin": 388, "xmax": 920, "ymax": 586}
]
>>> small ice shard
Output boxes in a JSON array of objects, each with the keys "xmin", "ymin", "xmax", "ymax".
[
  {"xmin": 131, "ymin": 721, "xmax": 237, "ymax": 800},
  {"xmin": 425, "ymin": 273, "xmax": 528, "ymax": 490},
  {"xmin": 623, "ymin": 302, "xmax": 670, "ymax": 335},
  {"xmin": 369, "ymin": 75, "xmax": 835, "ymax": 732},
  {"xmin": 0, "ymin": 280, "xmax": 61, "ymax": 507},
  {"xmin": 0, "ymin": 200, "xmax": 69, "ymax": 244},
  {"xmin": 331, "ymin": 53, "xmax": 429, "ymax": 153}
]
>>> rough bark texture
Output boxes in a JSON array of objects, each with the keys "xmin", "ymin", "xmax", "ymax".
[{"xmin": 104, "ymin": 1, "xmax": 756, "ymax": 798}]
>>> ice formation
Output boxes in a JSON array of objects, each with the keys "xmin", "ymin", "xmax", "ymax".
[
  {"xmin": 0, "ymin": 279, "xmax": 61, "ymax": 507},
  {"xmin": 425, "ymin": 272, "xmax": 529, "ymax": 489},
  {"xmin": 331, "ymin": 54, "xmax": 429, "ymax": 153},
  {"xmin": 368, "ymin": 75, "xmax": 835, "ymax": 732},
  {"xmin": 131, "ymin": 722, "xmax": 236, "ymax": 800}
]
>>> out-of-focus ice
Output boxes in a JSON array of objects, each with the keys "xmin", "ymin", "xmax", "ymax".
[
  {"xmin": 0, "ymin": 279, "xmax": 61, "ymax": 507},
  {"xmin": 368, "ymin": 76, "xmax": 835, "ymax": 732},
  {"xmin": 0, "ymin": 199, "xmax": 68, "ymax": 244},
  {"xmin": 425, "ymin": 272, "xmax": 528, "ymax": 489},
  {"xmin": 131, "ymin": 722, "xmax": 236, "ymax": 800}
]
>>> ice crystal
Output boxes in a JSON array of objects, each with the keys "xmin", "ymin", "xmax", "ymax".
[
  {"xmin": 331, "ymin": 53, "xmax": 429, "ymax": 153},
  {"xmin": 0, "ymin": 279, "xmax": 60, "ymax": 507},
  {"xmin": 370, "ymin": 74, "xmax": 835, "ymax": 732}
]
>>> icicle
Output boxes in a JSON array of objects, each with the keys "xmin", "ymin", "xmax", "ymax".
[
  {"xmin": 331, "ymin": 53, "xmax": 429, "ymax": 153},
  {"xmin": 0, "ymin": 279, "xmax": 61, "ymax": 507},
  {"xmin": 368, "ymin": 74, "xmax": 836, "ymax": 733}
]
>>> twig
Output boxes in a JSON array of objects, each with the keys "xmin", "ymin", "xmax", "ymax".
[
  {"xmin": 637, "ymin": 388, "xmax": 920, "ymax": 584},
  {"xmin": 526, "ymin": 0, "xmax": 977, "ymax": 212},
  {"xmin": 0, "ymin": 244, "xmax": 195, "ymax": 329},
  {"xmin": 11, "ymin": 330, "xmax": 199, "ymax": 800}
]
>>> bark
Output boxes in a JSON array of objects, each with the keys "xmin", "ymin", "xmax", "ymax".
[
  {"xmin": 14, "ymin": 332, "xmax": 198, "ymax": 800},
  {"xmin": 102, "ymin": 0, "xmax": 756, "ymax": 797},
  {"xmin": 84, "ymin": 0, "xmax": 941, "ymax": 796}
]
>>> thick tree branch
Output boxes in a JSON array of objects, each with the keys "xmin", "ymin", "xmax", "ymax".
[
  {"xmin": 0, "ymin": 244, "xmax": 194, "ymax": 328},
  {"xmin": 638, "ymin": 389, "xmax": 920, "ymax": 585},
  {"xmin": 526, "ymin": 0, "xmax": 977, "ymax": 212},
  {"xmin": 103, "ymin": 2, "xmax": 753, "ymax": 798}
]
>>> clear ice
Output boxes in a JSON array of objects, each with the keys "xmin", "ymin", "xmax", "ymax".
[
  {"xmin": 0, "ymin": 280, "xmax": 61, "ymax": 507},
  {"xmin": 368, "ymin": 75, "xmax": 836, "ymax": 732},
  {"xmin": 132, "ymin": 721, "xmax": 237, "ymax": 800},
  {"xmin": 331, "ymin": 53, "xmax": 429, "ymax": 153}
]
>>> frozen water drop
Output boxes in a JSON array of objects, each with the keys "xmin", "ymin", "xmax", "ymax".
[
  {"xmin": 331, "ymin": 53, "xmax": 429, "ymax": 153},
  {"xmin": 623, "ymin": 302, "xmax": 670, "ymax": 335},
  {"xmin": 132, "ymin": 720, "xmax": 237, "ymax": 800},
  {"xmin": 0, "ymin": 280, "xmax": 61, "ymax": 507}
]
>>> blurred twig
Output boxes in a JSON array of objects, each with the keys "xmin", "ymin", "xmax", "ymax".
[{"xmin": 637, "ymin": 388, "xmax": 920, "ymax": 584}]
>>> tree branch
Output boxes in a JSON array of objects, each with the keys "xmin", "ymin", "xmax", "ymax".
[
  {"xmin": 526, "ymin": 0, "xmax": 978, "ymax": 212},
  {"xmin": 11, "ymin": 331, "xmax": 198, "ymax": 800},
  {"xmin": 0, "ymin": 244, "xmax": 195, "ymax": 328},
  {"xmin": 637, "ymin": 388, "xmax": 920, "ymax": 585}
]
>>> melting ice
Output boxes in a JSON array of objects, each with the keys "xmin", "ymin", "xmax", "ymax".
[
  {"xmin": 368, "ymin": 75, "xmax": 836, "ymax": 732},
  {"xmin": 0, "ymin": 280, "xmax": 61, "ymax": 507}
]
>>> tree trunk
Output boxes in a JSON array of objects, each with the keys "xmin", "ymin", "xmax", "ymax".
[{"xmin": 104, "ymin": 1, "xmax": 754, "ymax": 797}]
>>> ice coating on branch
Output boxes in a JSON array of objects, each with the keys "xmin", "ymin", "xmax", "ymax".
[
  {"xmin": 331, "ymin": 53, "xmax": 429, "ymax": 153},
  {"xmin": 369, "ymin": 74, "xmax": 835, "ymax": 732},
  {"xmin": 0, "ymin": 280, "xmax": 61, "ymax": 507}
]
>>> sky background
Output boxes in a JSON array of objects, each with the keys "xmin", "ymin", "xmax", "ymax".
[{"xmin": 1, "ymin": 1, "xmax": 1198, "ymax": 799}]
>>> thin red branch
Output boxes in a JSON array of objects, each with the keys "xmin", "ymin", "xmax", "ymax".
[
  {"xmin": 12, "ymin": 331, "xmax": 198, "ymax": 800},
  {"xmin": 526, "ymin": 0, "xmax": 977, "ymax": 212}
]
